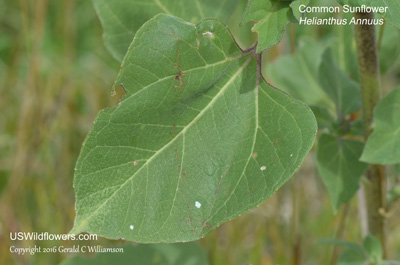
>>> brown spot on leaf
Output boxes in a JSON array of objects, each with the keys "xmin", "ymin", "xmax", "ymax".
[
  {"xmin": 172, "ymin": 123, "xmax": 177, "ymax": 136},
  {"xmin": 174, "ymin": 148, "xmax": 180, "ymax": 161},
  {"xmin": 199, "ymin": 221, "xmax": 211, "ymax": 235},
  {"xmin": 174, "ymin": 71, "xmax": 184, "ymax": 80}
]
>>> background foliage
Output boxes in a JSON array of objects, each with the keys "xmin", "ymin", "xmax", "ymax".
[{"xmin": 1, "ymin": 0, "xmax": 399, "ymax": 264}]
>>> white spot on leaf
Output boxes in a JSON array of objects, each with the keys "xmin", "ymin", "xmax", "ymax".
[
  {"xmin": 202, "ymin": 31, "xmax": 214, "ymax": 38},
  {"xmin": 133, "ymin": 161, "xmax": 138, "ymax": 166},
  {"xmin": 129, "ymin": 225, "xmax": 134, "ymax": 230},
  {"xmin": 195, "ymin": 201, "xmax": 202, "ymax": 208},
  {"xmin": 260, "ymin": 166, "xmax": 266, "ymax": 171},
  {"xmin": 290, "ymin": 154, "xmax": 293, "ymax": 157}
]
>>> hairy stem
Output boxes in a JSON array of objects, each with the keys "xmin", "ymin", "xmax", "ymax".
[{"xmin": 353, "ymin": 12, "xmax": 387, "ymax": 257}]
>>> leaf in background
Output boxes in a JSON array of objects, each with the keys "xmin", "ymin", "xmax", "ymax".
[
  {"xmin": 290, "ymin": 0, "xmax": 310, "ymax": 20},
  {"xmin": 266, "ymin": 39, "xmax": 334, "ymax": 110},
  {"xmin": 226, "ymin": 0, "xmax": 259, "ymax": 50},
  {"xmin": 59, "ymin": 243, "xmax": 208, "ymax": 265},
  {"xmin": 336, "ymin": 0, "xmax": 400, "ymax": 29},
  {"xmin": 379, "ymin": 25, "xmax": 400, "ymax": 74},
  {"xmin": 320, "ymin": 238, "xmax": 367, "ymax": 265},
  {"xmin": 387, "ymin": 184, "xmax": 400, "ymax": 206},
  {"xmin": 394, "ymin": 164, "xmax": 400, "ymax": 174},
  {"xmin": 363, "ymin": 234, "xmax": 383, "ymax": 261},
  {"xmin": 93, "ymin": 0, "xmax": 239, "ymax": 61},
  {"xmin": 317, "ymin": 134, "xmax": 368, "ymax": 212},
  {"xmin": 319, "ymin": 49, "xmax": 361, "ymax": 118},
  {"xmin": 338, "ymin": 249, "xmax": 366, "ymax": 265},
  {"xmin": 331, "ymin": 12, "xmax": 359, "ymax": 81},
  {"xmin": 319, "ymin": 238, "xmax": 366, "ymax": 255},
  {"xmin": 71, "ymin": 14, "xmax": 317, "ymax": 242},
  {"xmin": 310, "ymin": 106, "xmax": 335, "ymax": 131},
  {"xmin": 241, "ymin": 0, "xmax": 297, "ymax": 53},
  {"xmin": 361, "ymin": 87, "xmax": 400, "ymax": 164}
]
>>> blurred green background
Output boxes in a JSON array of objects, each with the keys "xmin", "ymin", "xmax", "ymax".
[{"xmin": 1, "ymin": 0, "xmax": 399, "ymax": 265}]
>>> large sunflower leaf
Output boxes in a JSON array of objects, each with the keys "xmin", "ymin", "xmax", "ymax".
[
  {"xmin": 71, "ymin": 14, "xmax": 316, "ymax": 242},
  {"xmin": 92, "ymin": 0, "xmax": 239, "ymax": 61}
]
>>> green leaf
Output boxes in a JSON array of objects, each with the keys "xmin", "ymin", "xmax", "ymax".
[
  {"xmin": 241, "ymin": 0, "xmax": 297, "ymax": 52},
  {"xmin": 363, "ymin": 234, "xmax": 383, "ymax": 260},
  {"xmin": 336, "ymin": 0, "xmax": 400, "ymax": 29},
  {"xmin": 320, "ymin": 238, "xmax": 367, "ymax": 264},
  {"xmin": 388, "ymin": 184, "xmax": 400, "ymax": 206},
  {"xmin": 319, "ymin": 49, "xmax": 361, "ymax": 118},
  {"xmin": 290, "ymin": 0, "xmax": 310, "ymax": 20},
  {"xmin": 394, "ymin": 163, "xmax": 400, "ymax": 174},
  {"xmin": 59, "ymin": 243, "xmax": 208, "ymax": 265},
  {"xmin": 266, "ymin": 39, "xmax": 334, "ymax": 109},
  {"xmin": 71, "ymin": 14, "xmax": 317, "ymax": 243},
  {"xmin": 379, "ymin": 25, "xmax": 400, "ymax": 74},
  {"xmin": 338, "ymin": 249, "xmax": 366, "ymax": 265},
  {"xmin": 93, "ymin": 0, "xmax": 239, "ymax": 61},
  {"xmin": 319, "ymin": 238, "xmax": 366, "ymax": 255},
  {"xmin": 317, "ymin": 134, "xmax": 368, "ymax": 212},
  {"xmin": 310, "ymin": 106, "xmax": 335, "ymax": 131},
  {"xmin": 330, "ymin": 12, "xmax": 359, "ymax": 80},
  {"xmin": 360, "ymin": 87, "xmax": 400, "ymax": 164}
]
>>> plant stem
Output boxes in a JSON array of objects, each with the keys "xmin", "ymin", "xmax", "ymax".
[
  {"xmin": 291, "ymin": 177, "xmax": 300, "ymax": 265},
  {"xmin": 353, "ymin": 12, "xmax": 387, "ymax": 257},
  {"xmin": 330, "ymin": 203, "xmax": 350, "ymax": 265}
]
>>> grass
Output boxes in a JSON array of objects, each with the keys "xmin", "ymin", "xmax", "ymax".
[{"xmin": 0, "ymin": 1, "xmax": 399, "ymax": 264}]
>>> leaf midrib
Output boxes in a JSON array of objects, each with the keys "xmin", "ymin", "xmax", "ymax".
[{"xmin": 72, "ymin": 56, "xmax": 254, "ymax": 234}]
